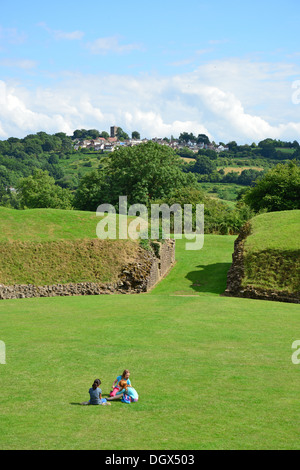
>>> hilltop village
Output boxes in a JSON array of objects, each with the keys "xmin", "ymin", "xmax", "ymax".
[{"xmin": 73, "ymin": 126, "xmax": 229, "ymax": 154}]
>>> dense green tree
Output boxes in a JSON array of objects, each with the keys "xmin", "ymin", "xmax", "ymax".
[
  {"xmin": 0, "ymin": 140, "xmax": 10, "ymax": 154},
  {"xmin": 244, "ymin": 161, "xmax": 300, "ymax": 212},
  {"xmin": 226, "ymin": 141, "xmax": 238, "ymax": 151},
  {"xmin": 74, "ymin": 142, "xmax": 197, "ymax": 210},
  {"xmin": 61, "ymin": 138, "xmax": 73, "ymax": 152},
  {"xmin": 107, "ymin": 141, "xmax": 197, "ymax": 206},
  {"xmin": 197, "ymin": 134, "xmax": 210, "ymax": 145},
  {"xmin": 258, "ymin": 138, "xmax": 277, "ymax": 158},
  {"xmin": 132, "ymin": 131, "xmax": 141, "ymax": 140},
  {"xmin": 179, "ymin": 132, "xmax": 197, "ymax": 144},
  {"xmin": 156, "ymin": 185, "xmax": 253, "ymax": 235},
  {"xmin": 73, "ymin": 129, "xmax": 85, "ymax": 139},
  {"xmin": 0, "ymin": 165, "xmax": 14, "ymax": 187},
  {"xmin": 100, "ymin": 131, "xmax": 109, "ymax": 139},
  {"xmin": 24, "ymin": 140, "xmax": 43, "ymax": 155},
  {"xmin": 17, "ymin": 169, "xmax": 73, "ymax": 209},
  {"xmin": 73, "ymin": 170, "xmax": 110, "ymax": 211},
  {"xmin": 72, "ymin": 129, "xmax": 100, "ymax": 140},
  {"xmin": 56, "ymin": 174, "xmax": 79, "ymax": 190},
  {"xmin": 197, "ymin": 149, "xmax": 218, "ymax": 159},
  {"xmin": 176, "ymin": 147, "xmax": 196, "ymax": 159},
  {"xmin": 238, "ymin": 169, "xmax": 264, "ymax": 186},
  {"xmin": 88, "ymin": 129, "xmax": 100, "ymax": 139},
  {"xmin": 116, "ymin": 127, "xmax": 129, "ymax": 141},
  {"xmin": 193, "ymin": 155, "xmax": 217, "ymax": 175},
  {"xmin": 0, "ymin": 185, "xmax": 20, "ymax": 209},
  {"xmin": 42, "ymin": 139, "xmax": 56, "ymax": 152},
  {"xmin": 48, "ymin": 154, "xmax": 59, "ymax": 165}
]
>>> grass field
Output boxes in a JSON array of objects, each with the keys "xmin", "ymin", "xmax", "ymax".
[
  {"xmin": 200, "ymin": 182, "xmax": 243, "ymax": 203},
  {"xmin": 0, "ymin": 232, "xmax": 299, "ymax": 450},
  {"xmin": 217, "ymin": 166, "xmax": 264, "ymax": 175},
  {"xmin": 244, "ymin": 210, "xmax": 300, "ymax": 252}
]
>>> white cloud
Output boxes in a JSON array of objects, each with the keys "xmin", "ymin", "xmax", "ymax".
[
  {"xmin": 0, "ymin": 81, "xmax": 73, "ymax": 138},
  {"xmin": 0, "ymin": 26, "xmax": 27, "ymax": 46},
  {"xmin": 208, "ymin": 39, "xmax": 229, "ymax": 45},
  {"xmin": 38, "ymin": 22, "xmax": 84, "ymax": 40},
  {"xmin": 85, "ymin": 36, "xmax": 143, "ymax": 55},
  {"xmin": 168, "ymin": 59, "xmax": 194, "ymax": 67},
  {"xmin": 54, "ymin": 30, "xmax": 84, "ymax": 40},
  {"xmin": 0, "ymin": 59, "xmax": 37, "ymax": 69},
  {"xmin": 1, "ymin": 59, "xmax": 300, "ymax": 143}
]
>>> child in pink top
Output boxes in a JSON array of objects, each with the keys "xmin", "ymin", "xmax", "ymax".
[{"xmin": 110, "ymin": 369, "xmax": 131, "ymax": 397}]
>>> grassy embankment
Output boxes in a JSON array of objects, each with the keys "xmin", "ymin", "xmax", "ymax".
[
  {"xmin": 242, "ymin": 210, "xmax": 300, "ymax": 294},
  {"xmin": 0, "ymin": 207, "xmax": 139, "ymax": 285}
]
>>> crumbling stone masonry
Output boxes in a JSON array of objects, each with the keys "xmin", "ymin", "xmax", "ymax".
[{"xmin": 0, "ymin": 239, "xmax": 175, "ymax": 300}]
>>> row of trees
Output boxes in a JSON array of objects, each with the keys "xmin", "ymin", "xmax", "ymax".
[
  {"xmin": 72, "ymin": 128, "xmax": 141, "ymax": 141},
  {"xmin": 0, "ymin": 129, "xmax": 298, "ymax": 194},
  {"xmin": 223, "ymin": 139, "xmax": 300, "ymax": 160},
  {"xmin": 178, "ymin": 142, "xmax": 300, "ymax": 162},
  {"xmin": 0, "ymin": 132, "xmax": 75, "ymax": 189},
  {"xmin": 4, "ymin": 141, "xmax": 298, "ymax": 234}
]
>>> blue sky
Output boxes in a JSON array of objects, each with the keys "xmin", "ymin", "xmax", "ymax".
[{"xmin": 1, "ymin": 0, "xmax": 300, "ymax": 142}]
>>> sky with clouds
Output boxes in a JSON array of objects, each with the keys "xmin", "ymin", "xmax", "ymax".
[{"xmin": 1, "ymin": 0, "xmax": 300, "ymax": 143}]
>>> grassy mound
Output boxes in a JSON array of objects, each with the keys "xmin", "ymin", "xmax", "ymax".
[
  {"xmin": 0, "ymin": 207, "xmax": 121, "ymax": 242},
  {"xmin": 242, "ymin": 210, "xmax": 300, "ymax": 294},
  {"xmin": 0, "ymin": 208, "xmax": 140, "ymax": 285}
]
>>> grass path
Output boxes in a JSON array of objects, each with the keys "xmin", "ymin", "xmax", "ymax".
[{"xmin": 0, "ymin": 235, "xmax": 299, "ymax": 449}]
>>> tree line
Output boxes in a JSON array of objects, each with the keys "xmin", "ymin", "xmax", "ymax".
[{"xmin": 0, "ymin": 139, "xmax": 298, "ymax": 235}]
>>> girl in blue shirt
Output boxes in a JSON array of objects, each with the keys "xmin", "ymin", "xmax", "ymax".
[
  {"xmin": 107, "ymin": 379, "xmax": 138, "ymax": 404},
  {"xmin": 110, "ymin": 369, "xmax": 131, "ymax": 397},
  {"xmin": 81, "ymin": 379, "xmax": 111, "ymax": 406}
]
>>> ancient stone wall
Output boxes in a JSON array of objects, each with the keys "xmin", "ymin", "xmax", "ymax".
[{"xmin": 0, "ymin": 239, "xmax": 175, "ymax": 300}]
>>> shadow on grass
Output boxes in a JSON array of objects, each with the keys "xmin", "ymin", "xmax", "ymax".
[{"xmin": 185, "ymin": 263, "xmax": 231, "ymax": 295}]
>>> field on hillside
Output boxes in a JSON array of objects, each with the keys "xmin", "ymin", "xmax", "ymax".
[
  {"xmin": 0, "ymin": 234, "xmax": 299, "ymax": 450},
  {"xmin": 217, "ymin": 166, "xmax": 264, "ymax": 175},
  {"xmin": 200, "ymin": 182, "xmax": 242, "ymax": 203}
]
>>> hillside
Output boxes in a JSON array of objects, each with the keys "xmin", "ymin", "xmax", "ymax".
[
  {"xmin": 225, "ymin": 210, "xmax": 300, "ymax": 302},
  {"xmin": 0, "ymin": 208, "xmax": 142, "ymax": 286}
]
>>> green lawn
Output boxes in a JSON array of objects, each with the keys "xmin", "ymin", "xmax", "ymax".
[
  {"xmin": 244, "ymin": 210, "xmax": 300, "ymax": 252},
  {"xmin": 0, "ymin": 235, "xmax": 299, "ymax": 450},
  {"xmin": 0, "ymin": 207, "xmax": 119, "ymax": 242}
]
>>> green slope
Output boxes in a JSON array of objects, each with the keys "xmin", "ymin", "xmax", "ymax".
[
  {"xmin": 242, "ymin": 210, "xmax": 300, "ymax": 294},
  {"xmin": 0, "ymin": 208, "xmax": 139, "ymax": 285},
  {"xmin": 244, "ymin": 210, "xmax": 300, "ymax": 252},
  {"xmin": 0, "ymin": 207, "xmax": 114, "ymax": 242}
]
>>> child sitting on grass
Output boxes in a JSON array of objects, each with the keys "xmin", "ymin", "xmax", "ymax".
[
  {"xmin": 107, "ymin": 379, "xmax": 138, "ymax": 404},
  {"xmin": 110, "ymin": 369, "xmax": 131, "ymax": 397},
  {"xmin": 81, "ymin": 379, "xmax": 111, "ymax": 406}
]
